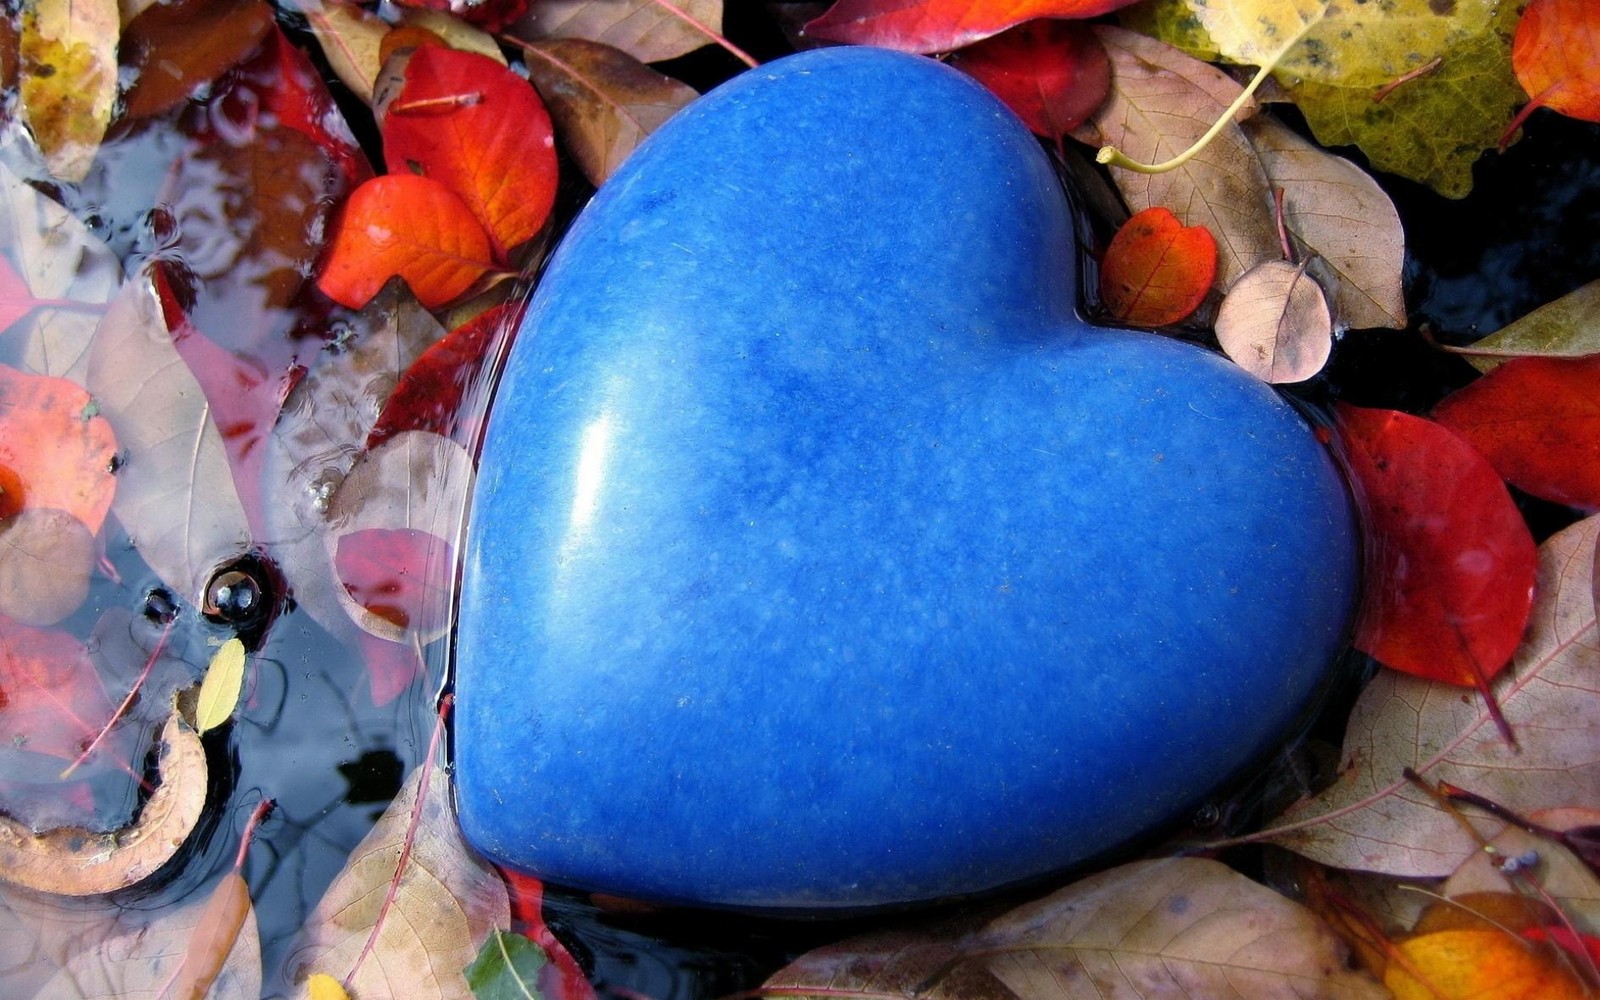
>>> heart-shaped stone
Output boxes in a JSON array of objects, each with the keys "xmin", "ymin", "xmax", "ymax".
[{"xmin": 455, "ymin": 47, "xmax": 1358, "ymax": 910}]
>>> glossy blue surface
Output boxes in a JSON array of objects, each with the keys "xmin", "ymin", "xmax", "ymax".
[{"xmin": 455, "ymin": 47, "xmax": 1359, "ymax": 909}]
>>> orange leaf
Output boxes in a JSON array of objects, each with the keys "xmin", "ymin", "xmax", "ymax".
[
  {"xmin": 1098, "ymin": 206, "xmax": 1216, "ymax": 327},
  {"xmin": 804, "ymin": 0, "xmax": 1143, "ymax": 54},
  {"xmin": 1386, "ymin": 929, "xmax": 1588, "ymax": 1000},
  {"xmin": 0, "ymin": 256, "xmax": 36, "ymax": 332},
  {"xmin": 1507, "ymin": 0, "xmax": 1600, "ymax": 143},
  {"xmin": 0, "ymin": 364, "xmax": 117, "ymax": 533},
  {"xmin": 317, "ymin": 174, "xmax": 495, "ymax": 309},
  {"xmin": 381, "ymin": 45, "xmax": 558, "ymax": 256},
  {"xmin": 948, "ymin": 19, "xmax": 1110, "ymax": 148}
]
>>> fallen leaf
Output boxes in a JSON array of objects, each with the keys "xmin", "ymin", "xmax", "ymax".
[
  {"xmin": 947, "ymin": 19, "xmax": 1111, "ymax": 149},
  {"xmin": 1335, "ymin": 405, "xmax": 1537, "ymax": 689},
  {"xmin": 301, "ymin": 0, "xmax": 387, "ymax": 104},
  {"xmin": 0, "ymin": 616, "xmax": 114, "ymax": 764},
  {"xmin": 1460, "ymin": 278, "xmax": 1600, "ymax": 373},
  {"xmin": 317, "ymin": 173, "xmax": 497, "ymax": 310},
  {"xmin": 0, "ymin": 363, "xmax": 117, "ymax": 533},
  {"xmin": 86, "ymin": 275, "xmax": 253, "ymax": 603},
  {"xmin": 307, "ymin": 973, "xmax": 350, "ymax": 1000},
  {"xmin": 1260, "ymin": 514, "xmax": 1600, "ymax": 877},
  {"xmin": 1386, "ymin": 928, "xmax": 1587, "ymax": 1000},
  {"xmin": 284, "ymin": 766, "xmax": 510, "ymax": 1000},
  {"xmin": 17, "ymin": 0, "xmax": 119, "ymax": 181},
  {"xmin": 767, "ymin": 857, "xmax": 1387, "ymax": 998},
  {"xmin": 513, "ymin": 0, "xmax": 726, "ymax": 64},
  {"xmin": 380, "ymin": 45, "xmax": 558, "ymax": 256},
  {"xmin": 1097, "ymin": 205, "xmax": 1217, "ymax": 326},
  {"xmin": 1507, "ymin": 0, "xmax": 1600, "ymax": 143},
  {"xmin": 367, "ymin": 301, "xmax": 517, "ymax": 451},
  {"xmin": 0, "ymin": 508, "xmax": 93, "ymax": 626},
  {"xmin": 393, "ymin": 0, "xmax": 526, "ymax": 32},
  {"xmin": 242, "ymin": 26, "xmax": 372, "ymax": 186},
  {"xmin": 803, "ymin": 0, "xmax": 1144, "ymax": 54},
  {"xmin": 1216, "ymin": 259, "xmax": 1332, "ymax": 384},
  {"xmin": 397, "ymin": 8, "xmax": 508, "ymax": 65},
  {"xmin": 196, "ymin": 636, "xmax": 246, "ymax": 734},
  {"xmin": 1443, "ymin": 809, "xmax": 1600, "ymax": 931},
  {"xmin": 0, "ymin": 708, "xmax": 205, "ymax": 895},
  {"xmin": 0, "ymin": 883, "xmax": 123, "ymax": 1000},
  {"xmin": 1433, "ymin": 355, "xmax": 1600, "ymax": 511},
  {"xmin": 1241, "ymin": 116, "xmax": 1407, "ymax": 332},
  {"xmin": 118, "ymin": 0, "xmax": 275, "ymax": 119},
  {"xmin": 518, "ymin": 37, "xmax": 698, "ymax": 188},
  {"xmin": 465, "ymin": 930, "xmax": 549, "ymax": 1000},
  {"xmin": 1073, "ymin": 26, "xmax": 1278, "ymax": 286}
]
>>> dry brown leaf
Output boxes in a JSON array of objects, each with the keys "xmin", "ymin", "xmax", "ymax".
[
  {"xmin": 1443, "ymin": 808, "xmax": 1600, "ymax": 932},
  {"xmin": 1260, "ymin": 513, "xmax": 1600, "ymax": 877},
  {"xmin": 1215, "ymin": 259, "xmax": 1332, "ymax": 384},
  {"xmin": 283, "ymin": 766, "xmax": 509, "ymax": 1000},
  {"xmin": 397, "ymin": 8, "xmax": 506, "ymax": 65},
  {"xmin": 17, "ymin": 0, "xmax": 118, "ymax": 182},
  {"xmin": 771, "ymin": 858, "xmax": 1385, "ymax": 999},
  {"xmin": 86, "ymin": 274, "xmax": 252, "ymax": 604},
  {"xmin": 513, "ymin": 0, "xmax": 724, "ymax": 64},
  {"xmin": 1243, "ymin": 116, "xmax": 1406, "ymax": 332},
  {"xmin": 0, "ymin": 709, "xmax": 205, "ymax": 896},
  {"xmin": 0, "ymin": 507, "xmax": 92, "ymax": 625},
  {"xmin": 1074, "ymin": 26, "xmax": 1278, "ymax": 287},
  {"xmin": 0, "ymin": 883, "xmax": 122, "ymax": 999},
  {"xmin": 301, "ymin": 0, "xmax": 386, "ymax": 103},
  {"xmin": 520, "ymin": 37, "xmax": 698, "ymax": 187}
]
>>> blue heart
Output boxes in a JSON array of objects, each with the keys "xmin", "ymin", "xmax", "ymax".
[{"xmin": 454, "ymin": 47, "xmax": 1358, "ymax": 909}]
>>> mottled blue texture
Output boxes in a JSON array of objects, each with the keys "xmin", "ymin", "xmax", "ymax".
[{"xmin": 455, "ymin": 47, "xmax": 1359, "ymax": 909}]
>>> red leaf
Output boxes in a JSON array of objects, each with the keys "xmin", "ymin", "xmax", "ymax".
[
  {"xmin": 1334, "ymin": 404, "xmax": 1537, "ymax": 689},
  {"xmin": 317, "ymin": 173, "xmax": 497, "ymax": 309},
  {"xmin": 367, "ymin": 302, "xmax": 517, "ymax": 451},
  {"xmin": 1506, "ymin": 0, "xmax": 1600, "ymax": 143},
  {"xmin": 500, "ymin": 868, "xmax": 599, "ymax": 1000},
  {"xmin": 804, "ymin": 0, "xmax": 1142, "ymax": 54},
  {"xmin": 1098, "ymin": 206, "xmax": 1216, "ymax": 327},
  {"xmin": 334, "ymin": 527, "xmax": 455, "ymax": 635},
  {"xmin": 1432, "ymin": 355, "xmax": 1600, "ymax": 511},
  {"xmin": 356, "ymin": 632, "xmax": 424, "ymax": 707},
  {"xmin": 381, "ymin": 45, "xmax": 558, "ymax": 257},
  {"xmin": 0, "ymin": 364, "xmax": 118, "ymax": 534},
  {"xmin": 948, "ymin": 19, "xmax": 1109, "ymax": 148},
  {"xmin": 392, "ymin": 0, "xmax": 527, "ymax": 32},
  {"xmin": 248, "ymin": 27, "xmax": 372, "ymax": 186},
  {"xmin": 0, "ymin": 617, "xmax": 115, "ymax": 762}
]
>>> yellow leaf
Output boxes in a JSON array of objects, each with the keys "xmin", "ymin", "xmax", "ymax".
[
  {"xmin": 1385, "ymin": 928, "xmax": 1589, "ymax": 1000},
  {"xmin": 307, "ymin": 972, "xmax": 350, "ymax": 1000},
  {"xmin": 197, "ymin": 637, "xmax": 247, "ymax": 735},
  {"xmin": 18, "ymin": 0, "xmax": 119, "ymax": 182}
]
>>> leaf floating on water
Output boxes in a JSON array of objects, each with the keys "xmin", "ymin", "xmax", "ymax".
[
  {"xmin": 0, "ymin": 363, "xmax": 116, "ymax": 533},
  {"xmin": 518, "ymin": 37, "xmax": 698, "ymax": 188},
  {"xmin": 1460, "ymin": 278, "xmax": 1600, "ymax": 372},
  {"xmin": 1097, "ymin": 206, "xmax": 1217, "ymax": 327},
  {"xmin": 0, "ymin": 508, "xmax": 93, "ymax": 626},
  {"xmin": 1260, "ymin": 514, "xmax": 1600, "ymax": 878},
  {"xmin": 513, "ymin": 0, "xmax": 727, "ymax": 64},
  {"xmin": 0, "ymin": 617, "xmax": 116, "ymax": 765},
  {"xmin": 803, "ymin": 0, "xmax": 1144, "ymax": 54},
  {"xmin": 17, "ymin": 0, "xmax": 119, "ymax": 181},
  {"xmin": 1215, "ymin": 259, "xmax": 1332, "ymax": 384},
  {"xmin": 196, "ymin": 636, "xmax": 247, "ymax": 735},
  {"xmin": 464, "ymin": 930, "xmax": 549, "ymax": 1000}
]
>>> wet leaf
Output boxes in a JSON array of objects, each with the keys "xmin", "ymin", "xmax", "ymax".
[
  {"xmin": 244, "ymin": 27, "xmax": 371, "ymax": 186},
  {"xmin": 1072, "ymin": 26, "xmax": 1278, "ymax": 286},
  {"xmin": 0, "ymin": 708, "xmax": 206, "ymax": 895},
  {"xmin": 1241, "ymin": 116, "xmax": 1406, "ymax": 332},
  {"xmin": 768, "ymin": 857, "xmax": 1386, "ymax": 998},
  {"xmin": 308, "ymin": 973, "xmax": 351, "ymax": 1000},
  {"xmin": 465, "ymin": 930, "xmax": 548, "ymax": 1000},
  {"xmin": 0, "ymin": 616, "xmax": 113, "ymax": 763},
  {"xmin": 804, "ymin": 0, "xmax": 1144, "ymax": 54},
  {"xmin": 1509, "ymin": 0, "xmax": 1600, "ymax": 136},
  {"xmin": 317, "ymin": 174, "xmax": 497, "ymax": 310},
  {"xmin": 947, "ymin": 19, "xmax": 1111, "ymax": 148},
  {"xmin": 518, "ymin": 37, "xmax": 698, "ymax": 188},
  {"xmin": 86, "ymin": 275, "xmax": 252, "ymax": 603},
  {"xmin": 514, "ymin": 0, "xmax": 725, "ymax": 64},
  {"xmin": 301, "ymin": 0, "xmax": 387, "ymax": 104},
  {"xmin": 0, "ymin": 883, "xmax": 122, "ymax": 1000},
  {"xmin": 497, "ymin": 870, "xmax": 597, "ymax": 1000},
  {"xmin": 119, "ymin": 0, "xmax": 275, "ymax": 119},
  {"xmin": 17, "ymin": 0, "xmax": 118, "ymax": 181},
  {"xmin": 285, "ymin": 766, "xmax": 510, "ymax": 1000},
  {"xmin": 1433, "ymin": 355, "xmax": 1600, "ymax": 511},
  {"xmin": 1097, "ymin": 205, "xmax": 1216, "ymax": 326},
  {"xmin": 0, "ymin": 363, "xmax": 116, "ymax": 533},
  {"xmin": 368, "ymin": 301, "xmax": 516, "ymax": 451},
  {"xmin": 1386, "ymin": 928, "xmax": 1587, "ymax": 1000},
  {"xmin": 393, "ymin": 0, "xmax": 527, "ymax": 32},
  {"xmin": 1443, "ymin": 809, "xmax": 1600, "ymax": 930},
  {"xmin": 397, "ymin": 8, "xmax": 508, "ymax": 65},
  {"xmin": 1215, "ymin": 259, "xmax": 1332, "ymax": 384},
  {"xmin": 1335, "ymin": 405, "xmax": 1537, "ymax": 689},
  {"xmin": 380, "ymin": 44, "xmax": 558, "ymax": 256},
  {"xmin": 1262, "ymin": 514, "xmax": 1600, "ymax": 877},
  {"xmin": 1462, "ymin": 278, "xmax": 1600, "ymax": 372},
  {"xmin": 196, "ymin": 636, "xmax": 246, "ymax": 735},
  {"xmin": 0, "ymin": 508, "xmax": 93, "ymax": 626}
]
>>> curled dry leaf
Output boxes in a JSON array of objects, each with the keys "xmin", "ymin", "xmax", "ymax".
[
  {"xmin": 17, "ymin": 0, "xmax": 118, "ymax": 181},
  {"xmin": 0, "ymin": 363, "xmax": 116, "ymax": 532},
  {"xmin": 1260, "ymin": 514, "xmax": 1600, "ymax": 878},
  {"xmin": 519, "ymin": 37, "xmax": 698, "ymax": 188},
  {"xmin": 948, "ymin": 19, "xmax": 1111, "ymax": 149},
  {"xmin": 1074, "ymin": 26, "xmax": 1278, "ymax": 287},
  {"xmin": 1097, "ymin": 205, "xmax": 1216, "ymax": 327},
  {"xmin": 1463, "ymin": 278, "xmax": 1600, "ymax": 372},
  {"xmin": 284, "ymin": 766, "xmax": 509, "ymax": 1000},
  {"xmin": 86, "ymin": 276, "xmax": 252, "ymax": 603},
  {"xmin": 0, "ymin": 708, "xmax": 205, "ymax": 896},
  {"xmin": 0, "ymin": 508, "xmax": 93, "ymax": 626},
  {"xmin": 514, "ymin": 0, "xmax": 725, "ymax": 64},
  {"xmin": 1241, "ymin": 116, "xmax": 1406, "ymax": 331},
  {"xmin": 766, "ymin": 857, "xmax": 1386, "ymax": 999},
  {"xmin": 1216, "ymin": 260, "xmax": 1332, "ymax": 384},
  {"xmin": 804, "ymin": 0, "xmax": 1143, "ymax": 54}
]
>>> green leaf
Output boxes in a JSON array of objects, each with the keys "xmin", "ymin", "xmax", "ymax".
[
  {"xmin": 465, "ymin": 930, "xmax": 548, "ymax": 1000},
  {"xmin": 196, "ymin": 637, "xmax": 246, "ymax": 734},
  {"xmin": 1461, "ymin": 279, "xmax": 1600, "ymax": 373}
]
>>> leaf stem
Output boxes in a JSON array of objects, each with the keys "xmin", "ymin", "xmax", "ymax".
[
  {"xmin": 646, "ymin": 0, "xmax": 758, "ymax": 68},
  {"xmin": 60, "ymin": 617, "xmax": 175, "ymax": 782},
  {"xmin": 1096, "ymin": 52, "xmax": 1281, "ymax": 175}
]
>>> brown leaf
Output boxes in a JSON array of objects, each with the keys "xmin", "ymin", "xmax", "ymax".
[
  {"xmin": 1261, "ymin": 513, "xmax": 1600, "ymax": 877},
  {"xmin": 1073, "ymin": 26, "xmax": 1278, "ymax": 286},
  {"xmin": 18, "ymin": 0, "xmax": 118, "ymax": 181},
  {"xmin": 284, "ymin": 766, "xmax": 509, "ymax": 1000},
  {"xmin": 1442, "ymin": 808, "xmax": 1600, "ymax": 931},
  {"xmin": 512, "ymin": 0, "xmax": 724, "ymax": 64},
  {"xmin": 763, "ymin": 909, "xmax": 1006, "ymax": 999},
  {"xmin": 1242, "ymin": 116, "xmax": 1407, "ymax": 332},
  {"xmin": 86, "ymin": 275, "xmax": 252, "ymax": 603},
  {"xmin": 301, "ymin": 0, "xmax": 387, "ymax": 103},
  {"xmin": 0, "ymin": 709, "xmax": 206, "ymax": 896},
  {"xmin": 118, "ymin": 0, "xmax": 275, "ymax": 119},
  {"xmin": 0, "ymin": 883, "xmax": 122, "ymax": 1000},
  {"xmin": 0, "ymin": 508, "xmax": 93, "ymax": 626},
  {"xmin": 1215, "ymin": 260, "xmax": 1333, "ymax": 384},
  {"xmin": 519, "ymin": 37, "xmax": 697, "ymax": 187}
]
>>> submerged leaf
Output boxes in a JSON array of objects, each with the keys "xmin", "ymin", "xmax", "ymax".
[
  {"xmin": 465, "ymin": 930, "xmax": 549, "ymax": 1000},
  {"xmin": 0, "ymin": 508, "xmax": 93, "ymax": 626},
  {"xmin": 119, "ymin": 0, "xmax": 275, "ymax": 119},
  {"xmin": 1215, "ymin": 259, "xmax": 1332, "ymax": 384},
  {"xmin": 0, "ymin": 616, "xmax": 114, "ymax": 764},
  {"xmin": 0, "ymin": 363, "xmax": 116, "ymax": 533},
  {"xmin": 17, "ymin": 0, "xmax": 119, "ymax": 181}
]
